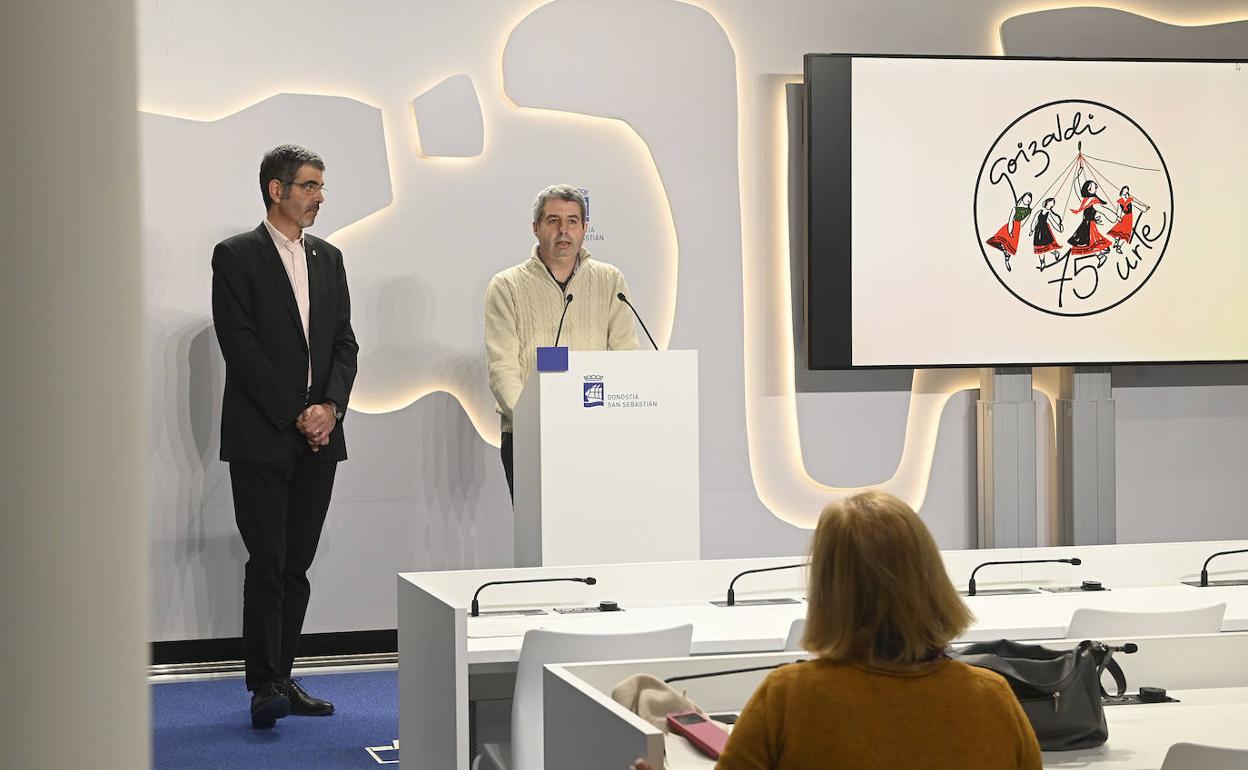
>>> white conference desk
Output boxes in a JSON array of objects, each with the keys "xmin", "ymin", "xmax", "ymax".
[
  {"xmin": 464, "ymin": 584, "xmax": 1248, "ymax": 662},
  {"xmin": 398, "ymin": 540, "xmax": 1248, "ymax": 770},
  {"xmin": 545, "ymin": 633, "xmax": 1248, "ymax": 770}
]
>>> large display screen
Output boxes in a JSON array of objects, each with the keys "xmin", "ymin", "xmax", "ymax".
[{"xmin": 805, "ymin": 54, "xmax": 1248, "ymax": 369}]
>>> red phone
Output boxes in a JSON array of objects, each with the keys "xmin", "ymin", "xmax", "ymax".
[{"xmin": 666, "ymin": 710, "xmax": 730, "ymax": 758}]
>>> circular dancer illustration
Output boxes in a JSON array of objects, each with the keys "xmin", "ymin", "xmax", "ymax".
[{"xmin": 974, "ymin": 99, "xmax": 1172, "ymax": 316}]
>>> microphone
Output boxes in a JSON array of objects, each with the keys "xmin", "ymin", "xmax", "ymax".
[
  {"xmin": 714, "ymin": 564, "xmax": 808, "ymax": 607},
  {"xmin": 967, "ymin": 558, "xmax": 1081, "ymax": 597},
  {"xmin": 553, "ymin": 293, "xmax": 574, "ymax": 347},
  {"xmin": 617, "ymin": 292, "xmax": 658, "ymax": 350},
  {"xmin": 470, "ymin": 575, "xmax": 596, "ymax": 617},
  {"xmin": 1184, "ymin": 548, "xmax": 1248, "ymax": 587}
]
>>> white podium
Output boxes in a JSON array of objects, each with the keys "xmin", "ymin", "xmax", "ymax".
[{"xmin": 512, "ymin": 350, "xmax": 700, "ymax": 566}]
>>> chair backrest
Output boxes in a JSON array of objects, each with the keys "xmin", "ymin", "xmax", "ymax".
[
  {"xmin": 783, "ymin": 618, "xmax": 805, "ymax": 652},
  {"xmin": 1161, "ymin": 742, "xmax": 1248, "ymax": 770},
  {"xmin": 511, "ymin": 623, "xmax": 694, "ymax": 770},
  {"xmin": 1065, "ymin": 603, "xmax": 1226, "ymax": 638}
]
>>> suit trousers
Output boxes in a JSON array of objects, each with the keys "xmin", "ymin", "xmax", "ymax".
[
  {"xmin": 500, "ymin": 430, "xmax": 514, "ymax": 502},
  {"xmin": 230, "ymin": 438, "xmax": 337, "ymax": 691}
]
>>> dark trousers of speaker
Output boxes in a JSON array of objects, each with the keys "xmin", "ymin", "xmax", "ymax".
[
  {"xmin": 229, "ymin": 441, "xmax": 337, "ymax": 691},
  {"xmin": 500, "ymin": 430, "xmax": 514, "ymax": 502}
]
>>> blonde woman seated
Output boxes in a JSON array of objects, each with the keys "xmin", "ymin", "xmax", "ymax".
[{"xmin": 632, "ymin": 491, "xmax": 1041, "ymax": 770}]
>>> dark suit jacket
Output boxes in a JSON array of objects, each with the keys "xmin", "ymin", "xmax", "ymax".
[{"xmin": 212, "ymin": 223, "xmax": 359, "ymax": 463}]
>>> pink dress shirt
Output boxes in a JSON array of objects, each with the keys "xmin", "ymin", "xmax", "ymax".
[{"xmin": 262, "ymin": 218, "xmax": 312, "ymax": 389}]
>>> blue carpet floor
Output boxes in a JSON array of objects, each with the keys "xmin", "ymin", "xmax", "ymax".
[{"xmin": 152, "ymin": 670, "xmax": 400, "ymax": 769}]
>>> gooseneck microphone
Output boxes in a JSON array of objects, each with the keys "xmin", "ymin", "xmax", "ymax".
[
  {"xmin": 721, "ymin": 563, "xmax": 808, "ymax": 607},
  {"xmin": 967, "ymin": 558, "xmax": 1081, "ymax": 596},
  {"xmin": 617, "ymin": 292, "xmax": 659, "ymax": 350},
  {"xmin": 470, "ymin": 575, "xmax": 596, "ymax": 617},
  {"xmin": 1196, "ymin": 548, "xmax": 1248, "ymax": 587},
  {"xmin": 553, "ymin": 293, "xmax": 574, "ymax": 347}
]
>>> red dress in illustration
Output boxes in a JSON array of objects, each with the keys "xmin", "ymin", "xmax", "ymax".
[
  {"xmin": 1106, "ymin": 185, "xmax": 1148, "ymax": 253},
  {"xmin": 1068, "ymin": 180, "xmax": 1112, "ymax": 263},
  {"xmin": 986, "ymin": 192, "xmax": 1032, "ymax": 272}
]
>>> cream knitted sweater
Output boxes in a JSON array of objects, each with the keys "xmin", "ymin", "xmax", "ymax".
[{"xmin": 485, "ymin": 246, "xmax": 639, "ymax": 432}]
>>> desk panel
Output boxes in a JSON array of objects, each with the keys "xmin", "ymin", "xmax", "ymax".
[
  {"xmin": 400, "ymin": 544, "xmax": 1248, "ymax": 770},
  {"xmin": 547, "ymin": 638, "xmax": 1248, "ymax": 770},
  {"xmin": 658, "ymin": 690, "xmax": 1248, "ymax": 769}
]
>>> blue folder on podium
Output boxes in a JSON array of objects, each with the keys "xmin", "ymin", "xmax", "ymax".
[{"xmin": 536, "ymin": 345, "xmax": 569, "ymax": 372}]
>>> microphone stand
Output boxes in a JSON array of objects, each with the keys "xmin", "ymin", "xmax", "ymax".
[
  {"xmin": 966, "ymin": 558, "xmax": 1081, "ymax": 596},
  {"xmin": 470, "ymin": 576, "xmax": 596, "ymax": 617},
  {"xmin": 712, "ymin": 563, "xmax": 808, "ymax": 607},
  {"xmin": 617, "ymin": 292, "xmax": 658, "ymax": 350},
  {"xmin": 554, "ymin": 293, "xmax": 574, "ymax": 347},
  {"xmin": 1181, "ymin": 548, "xmax": 1248, "ymax": 587}
]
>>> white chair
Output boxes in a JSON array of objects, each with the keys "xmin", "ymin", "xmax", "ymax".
[
  {"xmin": 477, "ymin": 623, "xmax": 694, "ymax": 770},
  {"xmin": 1161, "ymin": 742, "xmax": 1248, "ymax": 770},
  {"xmin": 783, "ymin": 617, "xmax": 805, "ymax": 652},
  {"xmin": 1064, "ymin": 603, "xmax": 1226, "ymax": 638}
]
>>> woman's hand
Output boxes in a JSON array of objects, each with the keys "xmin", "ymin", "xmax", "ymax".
[{"xmin": 629, "ymin": 760, "xmax": 654, "ymax": 770}]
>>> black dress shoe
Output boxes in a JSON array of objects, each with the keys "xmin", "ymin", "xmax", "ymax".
[
  {"xmin": 250, "ymin": 681, "xmax": 291, "ymax": 728},
  {"xmin": 284, "ymin": 678, "xmax": 334, "ymax": 716}
]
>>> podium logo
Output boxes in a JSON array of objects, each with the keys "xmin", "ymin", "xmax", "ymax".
[
  {"xmin": 583, "ymin": 374, "xmax": 605, "ymax": 408},
  {"xmin": 579, "ymin": 186, "xmax": 605, "ymax": 243}
]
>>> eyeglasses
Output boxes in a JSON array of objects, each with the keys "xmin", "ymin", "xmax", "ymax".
[{"xmin": 284, "ymin": 180, "xmax": 327, "ymax": 194}]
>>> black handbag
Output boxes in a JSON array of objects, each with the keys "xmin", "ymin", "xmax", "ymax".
[{"xmin": 951, "ymin": 639, "xmax": 1126, "ymax": 751}]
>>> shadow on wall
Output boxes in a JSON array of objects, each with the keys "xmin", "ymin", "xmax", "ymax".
[
  {"xmin": 330, "ymin": 268, "xmax": 512, "ymax": 573},
  {"xmin": 356, "ymin": 271, "xmax": 494, "ymax": 423},
  {"xmin": 184, "ymin": 325, "xmax": 243, "ymax": 637},
  {"xmin": 355, "ymin": 270, "xmax": 499, "ymax": 567},
  {"xmin": 315, "ymin": 392, "xmax": 514, "ymax": 601},
  {"xmin": 297, "ymin": 388, "xmax": 516, "ymax": 634},
  {"xmin": 149, "ymin": 310, "xmax": 244, "ymax": 640},
  {"xmin": 415, "ymin": 388, "xmax": 503, "ymax": 571}
]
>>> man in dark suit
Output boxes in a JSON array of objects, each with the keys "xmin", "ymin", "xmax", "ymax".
[{"xmin": 212, "ymin": 144, "xmax": 358, "ymax": 728}]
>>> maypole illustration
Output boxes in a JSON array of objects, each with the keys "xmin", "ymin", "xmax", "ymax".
[{"xmin": 976, "ymin": 100, "xmax": 1172, "ymax": 316}]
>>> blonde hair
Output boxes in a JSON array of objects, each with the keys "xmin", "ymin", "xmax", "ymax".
[{"xmin": 802, "ymin": 491, "xmax": 973, "ymax": 664}]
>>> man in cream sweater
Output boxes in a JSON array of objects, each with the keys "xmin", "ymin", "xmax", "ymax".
[{"xmin": 485, "ymin": 184, "xmax": 639, "ymax": 498}]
